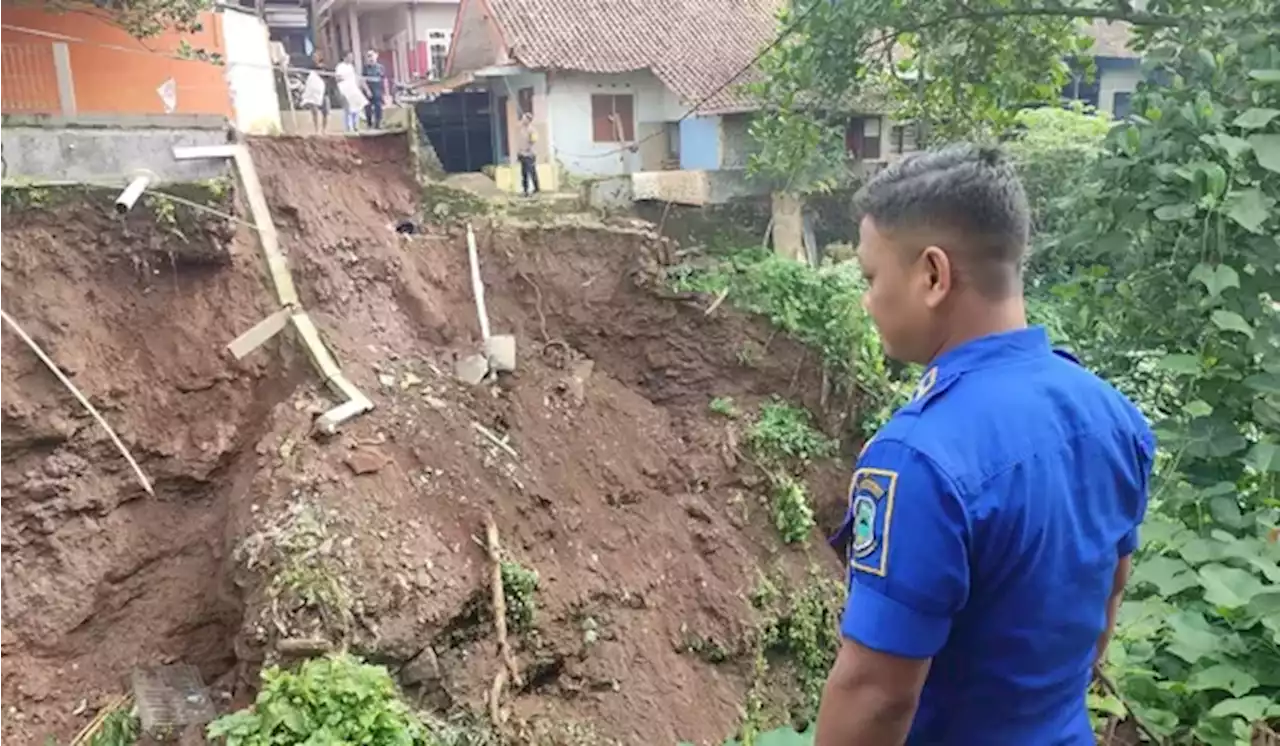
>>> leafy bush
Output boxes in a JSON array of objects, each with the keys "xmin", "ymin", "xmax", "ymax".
[
  {"xmin": 500, "ymin": 559, "xmax": 539, "ymax": 632},
  {"xmin": 771, "ymin": 475, "xmax": 817, "ymax": 545},
  {"xmin": 747, "ymin": 400, "xmax": 838, "ymax": 468},
  {"xmin": 668, "ymin": 248, "xmax": 911, "ymax": 436},
  {"xmin": 1038, "ymin": 9, "xmax": 1280, "ymax": 742},
  {"xmin": 207, "ymin": 654, "xmax": 428, "ymax": 746}
]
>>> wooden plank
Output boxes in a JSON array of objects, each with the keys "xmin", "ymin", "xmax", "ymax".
[
  {"xmin": 231, "ymin": 145, "xmax": 300, "ymax": 306},
  {"xmin": 226, "ymin": 306, "xmax": 293, "ymax": 359},
  {"xmin": 171, "ymin": 144, "xmax": 238, "ymax": 160}
]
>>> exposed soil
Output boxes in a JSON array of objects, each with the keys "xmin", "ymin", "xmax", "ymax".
[{"xmin": 1, "ymin": 134, "xmax": 850, "ymax": 745}]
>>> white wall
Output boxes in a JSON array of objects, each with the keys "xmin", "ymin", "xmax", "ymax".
[
  {"xmin": 410, "ymin": 3, "xmax": 458, "ymax": 34},
  {"xmin": 223, "ymin": 10, "xmax": 281, "ymax": 134},
  {"xmin": 545, "ymin": 70, "xmax": 682, "ymax": 177},
  {"xmin": 1098, "ymin": 67, "xmax": 1142, "ymax": 114}
]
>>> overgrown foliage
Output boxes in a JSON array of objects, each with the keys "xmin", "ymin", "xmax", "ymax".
[
  {"xmin": 87, "ymin": 706, "xmax": 140, "ymax": 746},
  {"xmin": 35, "ymin": 0, "xmax": 212, "ymax": 40},
  {"xmin": 667, "ymin": 248, "xmax": 913, "ymax": 436},
  {"xmin": 1033, "ymin": 9, "xmax": 1280, "ymax": 742},
  {"xmin": 747, "ymin": 0, "xmax": 1275, "ymax": 188},
  {"xmin": 207, "ymin": 655, "xmax": 429, "ymax": 746},
  {"xmin": 500, "ymin": 559, "xmax": 540, "ymax": 633},
  {"xmin": 728, "ymin": 0, "xmax": 1280, "ymax": 743}
]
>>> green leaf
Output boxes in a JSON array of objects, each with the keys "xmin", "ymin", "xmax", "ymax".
[
  {"xmin": 1197, "ymin": 563, "xmax": 1266, "ymax": 608},
  {"xmin": 1250, "ymin": 69, "xmax": 1280, "ymax": 83},
  {"xmin": 1131, "ymin": 555, "xmax": 1199, "ymax": 596},
  {"xmin": 1233, "ymin": 108, "xmax": 1280, "ymax": 130},
  {"xmin": 1244, "ymin": 373, "xmax": 1280, "ymax": 396},
  {"xmin": 1167, "ymin": 610, "xmax": 1224, "ymax": 663},
  {"xmin": 1210, "ymin": 309, "xmax": 1254, "ymax": 338},
  {"xmin": 1155, "ymin": 203, "xmax": 1197, "ymax": 221},
  {"xmin": 1250, "ymin": 134, "xmax": 1280, "ymax": 172},
  {"xmin": 1208, "ymin": 695, "xmax": 1274, "ymax": 722},
  {"xmin": 1189, "ymin": 263, "xmax": 1240, "ymax": 297},
  {"xmin": 1246, "ymin": 442, "xmax": 1280, "ymax": 472},
  {"xmin": 1182, "ymin": 400, "xmax": 1213, "ymax": 417},
  {"xmin": 1224, "ymin": 188, "xmax": 1273, "ymax": 233},
  {"xmin": 1186, "ymin": 663, "xmax": 1261, "ymax": 697},
  {"xmin": 1157, "ymin": 353, "xmax": 1202, "ymax": 375},
  {"xmin": 1204, "ymin": 133, "xmax": 1252, "ymax": 159}
]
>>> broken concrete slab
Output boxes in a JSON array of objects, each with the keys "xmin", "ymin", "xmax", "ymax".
[
  {"xmin": 455, "ymin": 353, "xmax": 490, "ymax": 386},
  {"xmin": 485, "ymin": 335, "xmax": 517, "ymax": 373}
]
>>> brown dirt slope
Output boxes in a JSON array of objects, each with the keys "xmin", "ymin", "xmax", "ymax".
[{"xmin": 1, "ymin": 134, "xmax": 848, "ymax": 746}]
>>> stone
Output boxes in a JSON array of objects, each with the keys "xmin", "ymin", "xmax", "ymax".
[
  {"xmin": 344, "ymin": 447, "xmax": 387, "ymax": 476},
  {"xmin": 454, "ymin": 353, "xmax": 490, "ymax": 386},
  {"xmin": 400, "ymin": 646, "xmax": 441, "ymax": 686}
]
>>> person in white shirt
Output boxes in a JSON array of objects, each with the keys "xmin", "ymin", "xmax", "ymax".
[
  {"xmin": 334, "ymin": 53, "xmax": 368, "ymax": 133},
  {"xmin": 300, "ymin": 52, "xmax": 330, "ymax": 134}
]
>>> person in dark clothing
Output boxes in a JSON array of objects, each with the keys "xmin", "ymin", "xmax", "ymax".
[
  {"xmin": 517, "ymin": 112, "xmax": 540, "ymax": 196},
  {"xmin": 363, "ymin": 50, "xmax": 386, "ymax": 130}
]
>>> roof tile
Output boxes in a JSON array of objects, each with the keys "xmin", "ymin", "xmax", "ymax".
[{"xmin": 484, "ymin": 0, "xmax": 785, "ymax": 112}]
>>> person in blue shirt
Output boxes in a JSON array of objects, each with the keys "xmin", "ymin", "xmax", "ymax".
[{"xmin": 815, "ymin": 144, "xmax": 1154, "ymax": 746}]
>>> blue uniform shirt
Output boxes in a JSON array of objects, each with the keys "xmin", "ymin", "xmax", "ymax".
[{"xmin": 836, "ymin": 327, "xmax": 1154, "ymax": 745}]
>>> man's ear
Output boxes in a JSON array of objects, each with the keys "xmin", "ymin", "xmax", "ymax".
[{"xmin": 919, "ymin": 246, "xmax": 951, "ymax": 309}]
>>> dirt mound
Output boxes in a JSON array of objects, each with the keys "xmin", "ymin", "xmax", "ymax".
[{"xmin": 1, "ymin": 134, "xmax": 849, "ymax": 745}]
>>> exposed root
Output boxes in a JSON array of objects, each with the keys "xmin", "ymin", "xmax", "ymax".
[{"xmin": 485, "ymin": 512, "xmax": 521, "ymax": 728}]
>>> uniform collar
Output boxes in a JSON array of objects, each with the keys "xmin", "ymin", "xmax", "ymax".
[{"xmin": 913, "ymin": 327, "xmax": 1050, "ymax": 400}]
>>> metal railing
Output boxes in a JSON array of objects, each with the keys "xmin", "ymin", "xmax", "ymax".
[{"xmin": 1, "ymin": 41, "xmax": 76, "ymax": 115}]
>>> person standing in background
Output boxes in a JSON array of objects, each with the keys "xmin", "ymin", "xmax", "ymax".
[
  {"xmin": 363, "ymin": 50, "xmax": 386, "ymax": 130},
  {"xmin": 517, "ymin": 112, "xmax": 540, "ymax": 197},
  {"xmin": 300, "ymin": 52, "xmax": 330, "ymax": 134},
  {"xmin": 334, "ymin": 53, "xmax": 367, "ymax": 133}
]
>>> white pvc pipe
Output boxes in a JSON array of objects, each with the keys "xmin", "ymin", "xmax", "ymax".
[
  {"xmin": 466, "ymin": 223, "xmax": 492, "ymax": 341},
  {"xmin": 115, "ymin": 175, "xmax": 151, "ymax": 214}
]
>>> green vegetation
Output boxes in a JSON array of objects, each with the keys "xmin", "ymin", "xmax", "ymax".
[
  {"xmin": 709, "ymin": 1, "xmax": 1280, "ymax": 743},
  {"xmin": 207, "ymin": 654, "xmax": 429, "ymax": 745},
  {"xmin": 668, "ymin": 249, "xmax": 915, "ymax": 436},
  {"xmin": 88, "ymin": 706, "xmax": 141, "ymax": 746},
  {"xmin": 710, "ymin": 396, "xmax": 741, "ymax": 418},
  {"xmin": 500, "ymin": 559, "xmax": 540, "ymax": 633}
]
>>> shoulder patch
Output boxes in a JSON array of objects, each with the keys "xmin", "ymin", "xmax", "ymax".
[{"xmin": 848, "ymin": 467, "xmax": 898, "ymax": 577}]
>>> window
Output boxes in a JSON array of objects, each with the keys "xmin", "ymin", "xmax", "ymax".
[
  {"xmin": 591, "ymin": 94, "xmax": 635, "ymax": 142},
  {"xmin": 846, "ymin": 116, "xmax": 883, "ymax": 160},
  {"xmin": 497, "ymin": 95, "xmax": 510, "ymax": 159},
  {"xmin": 890, "ymin": 124, "xmax": 906, "ymax": 155},
  {"xmin": 665, "ymin": 121, "xmax": 681, "ymax": 161},
  {"xmin": 427, "ymin": 30, "xmax": 450, "ymax": 79},
  {"xmin": 517, "ymin": 86, "xmax": 534, "ymax": 118},
  {"xmin": 1112, "ymin": 91, "xmax": 1133, "ymax": 119}
]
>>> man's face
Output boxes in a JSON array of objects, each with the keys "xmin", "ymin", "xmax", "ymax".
[{"xmin": 856, "ymin": 215, "xmax": 938, "ymax": 364}]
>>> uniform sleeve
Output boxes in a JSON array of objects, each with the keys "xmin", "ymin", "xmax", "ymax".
[
  {"xmin": 839, "ymin": 439, "xmax": 970, "ymax": 659},
  {"xmin": 1119, "ymin": 427, "xmax": 1157, "ymax": 557}
]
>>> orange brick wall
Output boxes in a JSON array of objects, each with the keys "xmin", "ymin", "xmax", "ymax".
[{"xmin": 1, "ymin": 9, "xmax": 232, "ymax": 117}]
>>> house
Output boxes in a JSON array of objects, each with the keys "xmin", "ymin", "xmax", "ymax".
[
  {"xmin": 0, "ymin": 6, "xmax": 279, "ymax": 133},
  {"xmin": 443, "ymin": 0, "xmax": 795, "ymax": 183},
  {"xmin": 1065, "ymin": 20, "xmax": 1142, "ymax": 117},
  {"xmin": 310, "ymin": 0, "xmax": 459, "ymax": 88}
]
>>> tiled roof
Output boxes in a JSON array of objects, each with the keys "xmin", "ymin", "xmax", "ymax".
[
  {"xmin": 483, "ymin": 0, "xmax": 786, "ymax": 113},
  {"xmin": 1086, "ymin": 19, "xmax": 1138, "ymax": 59}
]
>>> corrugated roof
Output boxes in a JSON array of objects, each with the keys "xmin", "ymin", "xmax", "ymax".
[{"xmin": 482, "ymin": 0, "xmax": 786, "ymax": 113}]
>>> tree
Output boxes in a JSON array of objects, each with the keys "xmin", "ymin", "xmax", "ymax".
[
  {"xmin": 747, "ymin": 0, "xmax": 1272, "ymax": 184},
  {"xmin": 39, "ymin": 0, "xmax": 211, "ymax": 39}
]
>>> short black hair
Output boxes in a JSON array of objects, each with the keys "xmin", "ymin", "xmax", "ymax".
[{"xmin": 853, "ymin": 143, "xmax": 1030, "ymax": 298}]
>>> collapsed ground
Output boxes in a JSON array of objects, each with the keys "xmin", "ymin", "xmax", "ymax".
[{"xmin": 0, "ymin": 134, "xmax": 856, "ymax": 745}]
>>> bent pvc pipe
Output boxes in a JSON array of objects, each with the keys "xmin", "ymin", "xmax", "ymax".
[{"xmin": 114, "ymin": 174, "xmax": 151, "ymax": 214}]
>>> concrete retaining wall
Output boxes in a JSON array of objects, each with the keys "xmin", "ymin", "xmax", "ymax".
[{"xmin": 1, "ymin": 114, "xmax": 231, "ymax": 183}]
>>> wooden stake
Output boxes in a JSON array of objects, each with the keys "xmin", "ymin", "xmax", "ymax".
[{"xmin": 2, "ymin": 311, "xmax": 154, "ymax": 496}]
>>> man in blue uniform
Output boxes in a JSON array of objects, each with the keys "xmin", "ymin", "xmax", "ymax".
[{"xmin": 815, "ymin": 145, "xmax": 1154, "ymax": 745}]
